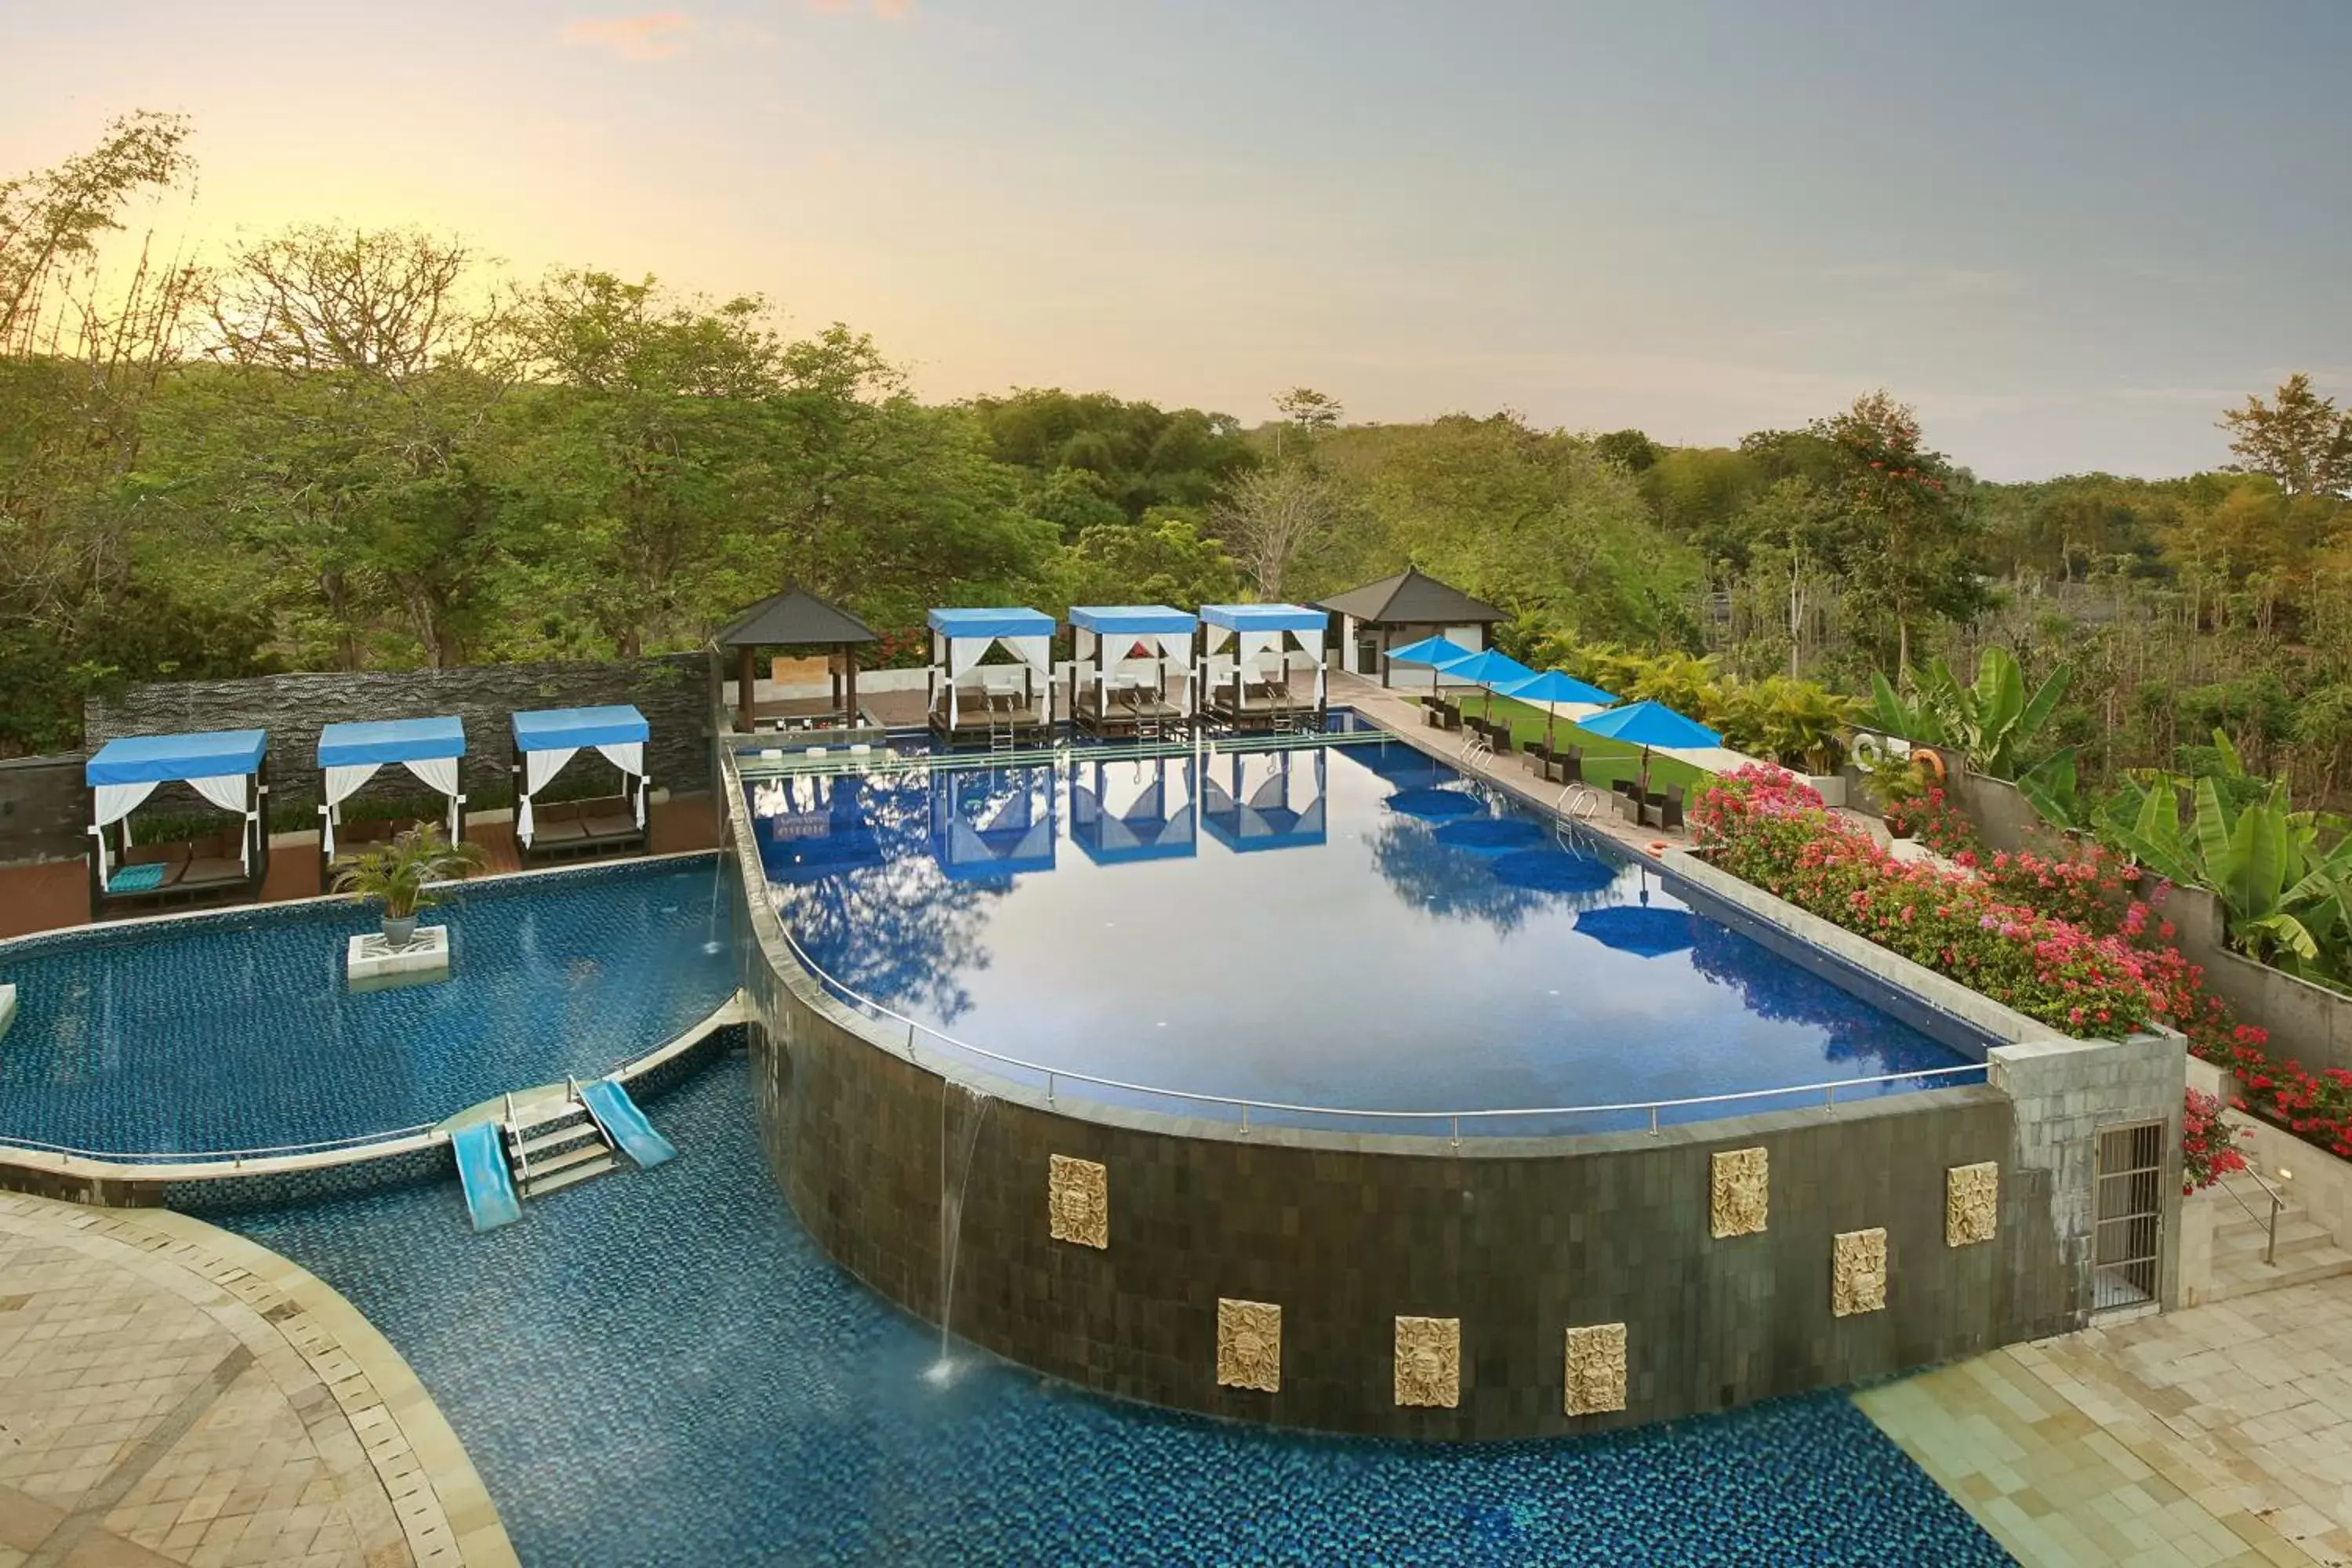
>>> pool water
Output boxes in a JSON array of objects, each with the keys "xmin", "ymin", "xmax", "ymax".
[
  {"xmin": 219, "ymin": 1054, "xmax": 2012, "ymax": 1567},
  {"xmin": 753, "ymin": 739, "xmax": 1980, "ymax": 1134},
  {"xmin": 0, "ymin": 858, "xmax": 735, "ymax": 1156}
]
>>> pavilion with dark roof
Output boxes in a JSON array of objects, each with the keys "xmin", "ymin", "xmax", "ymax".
[
  {"xmin": 1314, "ymin": 568, "xmax": 1506, "ymax": 686},
  {"xmin": 712, "ymin": 585, "xmax": 880, "ymax": 736}
]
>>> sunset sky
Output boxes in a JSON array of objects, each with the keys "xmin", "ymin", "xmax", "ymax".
[{"xmin": 5, "ymin": 1, "xmax": 2349, "ymax": 478}]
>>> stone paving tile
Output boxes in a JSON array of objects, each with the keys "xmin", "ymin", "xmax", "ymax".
[
  {"xmin": 1858, "ymin": 1273, "xmax": 2352, "ymax": 1567},
  {"xmin": 0, "ymin": 1195, "xmax": 512, "ymax": 1567}
]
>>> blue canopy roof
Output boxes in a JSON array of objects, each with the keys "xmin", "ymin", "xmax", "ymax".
[
  {"xmin": 926, "ymin": 607, "xmax": 1055, "ymax": 640},
  {"xmin": 1198, "ymin": 603, "xmax": 1327, "ymax": 633},
  {"xmin": 1498, "ymin": 670, "xmax": 1618, "ymax": 706},
  {"xmin": 1575, "ymin": 700, "xmax": 1722, "ymax": 750},
  {"xmin": 1441, "ymin": 648, "xmax": 1536, "ymax": 688},
  {"xmin": 1067, "ymin": 604, "xmax": 1196, "ymax": 637},
  {"xmin": 1383, "ymin": 634, "xmax": 1475, "ymax": 669},
  {"xmin": 317, "ymin": 716, "xmax": 466, "ymax": 768},
  {"xmin": 510, "ymin": 706, "xmax": 648, "ymax": 753},
  {"xmin": 87, "ymin": 730, "xmax": 267, "ymax": 786}
]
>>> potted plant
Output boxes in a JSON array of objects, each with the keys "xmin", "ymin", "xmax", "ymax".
[{"xmin": 334, "ymin": 823, "xmax": 485, "ymax": 948}]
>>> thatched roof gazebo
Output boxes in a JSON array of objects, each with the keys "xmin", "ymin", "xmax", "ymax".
[{"xmin": 713, "ymin": 585, "xmax": 880, "ymax": 735}]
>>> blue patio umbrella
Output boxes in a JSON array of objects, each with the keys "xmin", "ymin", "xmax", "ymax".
[
  {"xmin": 1434, "ymin": 817, "xmax": 1548, "ymax": 855},
  {"xmin": 1383, "ymin": 633, "xmax": 1473, "ymax": 710},
  {"xmin": 1439, "ymin": 648, "xmax": 1537, "ymax": 725},
  {"xmin": 1490, "ymin": 847, "xmax": 1617, "ymax": 893},
  {"xmin": 1574, "ymin": 699, "xmax": 1722, "ymax": 798},
  {"xmin": 1573, "ymin": 903, "xmax": 1698, "ymax": 958},
  {"xmin": 1496, "ymin": 670, "xmax": 1619, "ymax": 752},
  {"xmin": 1386, "ymin": 786, "xmax": 1483, "ymax": 820}
]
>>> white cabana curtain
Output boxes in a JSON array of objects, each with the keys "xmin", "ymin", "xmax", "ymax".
[
  {"xmin": 517, "ymin": 747, "xmax": 575, "ymax": 847},
  {"xmin": 89, "ymin": 781, "xmax": 161, "ymax": 883},
  {"xmin": 405, "ymin": 755, "xmax": 464, "ymax": 838},
  {"xmin": 1237, "ymin": 630, "xmax": 1283, "ymax": 666},
  {"xmin": 1005, "ymin": 635, "xmax": 1051, "ymax": 675},
  {"xmin": 595, "ymin": 741, "xmax": 648, "ymax": 826},
  {"xmin": 322, "ymin": 757, "xmax": 463, "ymax": 855},
  {"xmin": 517, "ymin": 742, "xmax": 644, "ymax": 845},
  {"xmin": 187, "ymin": 773, "xmax": 256, "ymax": 872},
  {"xmin": 948, "ymin": 637, "xmax": 994, "ymax": 679},
  {"xmin": 322, "ymin": 763, "xmax": 374, "ymax": 858}
]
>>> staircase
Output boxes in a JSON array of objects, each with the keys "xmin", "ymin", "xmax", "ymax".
[
  {"xmin": 504, "ymin": 1087, "xmax": 618, "ymax": 1201},
  {"xmin": 2205, "ymin": 1174, "xmax": 2352, "ymax": 1301}
]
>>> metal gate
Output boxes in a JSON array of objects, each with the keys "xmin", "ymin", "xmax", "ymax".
[{"xmin": 2093, "ymin": 1121, "xmax": 2164, "ymax": 1310}]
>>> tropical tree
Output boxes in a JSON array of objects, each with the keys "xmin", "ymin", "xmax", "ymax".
[
  {"xmin": 1868, "ymin": 647, "xmax": 2070, "ymax": 781},
  {"xmin": 2096, "ymin": 751, "xmax": 2352, "ymax": 980},
  {"xmin": 2220, "ymin": 373, "xmax": 2352, "ymax": 500}
]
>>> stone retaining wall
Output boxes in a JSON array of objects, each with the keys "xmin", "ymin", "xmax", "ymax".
[{"xmin": 724, "ymin": 744, "xmax": 2177, "ymax": 1439}]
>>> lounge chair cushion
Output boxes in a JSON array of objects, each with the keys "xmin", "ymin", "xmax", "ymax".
[
  {"xmin": 180, "ymin": 856, "xmax": 245, "ymax": 887},
  {"xmin": 531, "ymin": 818, "xmax": 587, "ymax": 844},
  {"xmin": 106, "ymin": 862, "xmax": 172, "ymax": 895},
  {"xmin": 583, "ymin": 812, "xmax": 637, "ymax": 840}
]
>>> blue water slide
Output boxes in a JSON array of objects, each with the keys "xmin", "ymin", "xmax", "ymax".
[
  {"xmin": 451, "ymin": 1123, "xmax": 521, "ymax": 1231},
  {"xmin": 579, "ymin": 1078, "xmax": 678, "ymax": 1169}
]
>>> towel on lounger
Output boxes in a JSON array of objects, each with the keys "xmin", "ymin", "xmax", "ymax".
[{"xmin": 107, "ymin": 862, "xmax": 168, "ymax": 894}]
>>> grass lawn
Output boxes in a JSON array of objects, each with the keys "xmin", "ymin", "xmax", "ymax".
[{"xmin": 1414, "ymin": 691, "xmax": 1714, "ymax": 794}]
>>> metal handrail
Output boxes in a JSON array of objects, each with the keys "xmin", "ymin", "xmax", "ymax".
[
  {"xmin": 773, "ymin": 924, "xmax": 1986, "ymax": 1140},
  {"xmin": 0, "ymin": 1120, "xmax": 441, "ymax": 1166},
  {"xmin": 2219, "ymin": 1163, "xmax": 2285, "ymax": 1266}
]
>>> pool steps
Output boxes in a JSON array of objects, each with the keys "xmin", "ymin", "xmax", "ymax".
[{"xmin": 452, "ymin": 1076, "xmax": 677, "ymax": 1230}]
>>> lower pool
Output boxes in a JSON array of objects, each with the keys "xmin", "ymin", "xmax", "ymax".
[
  {"xmin": 0, "ymin": 857, "xmax": 736, "ymax": 1157},
  {"xmin": 755, "ymin": 737, "xmax": 1981, "ymax": 1134},
  {"xmin": 218, "ymin": 1053, "xmax": 2011, "ymax": 1566}
]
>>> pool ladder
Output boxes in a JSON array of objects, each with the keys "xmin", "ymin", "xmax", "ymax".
[{"xmin": 1555, "ymin": 784, "xmax": 1600, "ymax": 849}]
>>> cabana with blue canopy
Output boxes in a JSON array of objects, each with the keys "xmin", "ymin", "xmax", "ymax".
[
  {"xmin": 927, "ymin": 606, "xmax": 1057, "ymax": 745},
  {"xmin": 1196, "ymin": 603, "xmax": 1327, "ymax": 731},
  {"xmin": 510, "ymin": 705, "xmax": 651, "ymax": 862},
  {"xmin": 1069, "ymin": 753, "xmax": 1197, "ymax": 866},
  {"xmin": 1201, "ymin": 747, "xmax": 1327, "ymax": 853},
  {"xmin": 315, "ymin": 716, "xmax": 466, "ymax": 872},
  {"xmin": 1067, "ymin": 604, "xmax": 1196, "ymax": 738},
  {"xmin": 85, "ymin": 728, "xmax": 270, "ymax": 913}
]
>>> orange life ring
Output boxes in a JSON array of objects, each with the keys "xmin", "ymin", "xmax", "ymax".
[
  {"xmin": 1646, "ymin": 840, "xmax": 1668, "ymax": 856},
  {"xmin": 1911, "ymin": 747, "xmax": 1949, "ymax": 784}
]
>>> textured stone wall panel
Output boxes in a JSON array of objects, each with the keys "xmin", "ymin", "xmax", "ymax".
[{"xmin": 0, "ymin": 756, "xmax": 89, "ymax": 864}]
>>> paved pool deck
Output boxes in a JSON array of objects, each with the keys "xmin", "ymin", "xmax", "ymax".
[
  {"xmin": 0, "ymin": 1192, "xmax": 512, "ymax": 1568},
  {"xmin": 0, "ymin": 793, "xmax": 723, "ymax": 942},
  {"xmin": 1857, "ymin": 1274, "xmax": 2352, "ymax": 1567}
]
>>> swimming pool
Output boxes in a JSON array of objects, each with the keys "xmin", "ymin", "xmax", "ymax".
[
  {"xmin": 219, "ymin": 1052, "xmax": 2012, "ymax": 1567},
  {"xmin": 751, "ymin": 736, "xmax": 1982, "ymax": 1134},
  {"xmin": 0, "ymin": 857, "xmax": 735, "ymax": 1157}
]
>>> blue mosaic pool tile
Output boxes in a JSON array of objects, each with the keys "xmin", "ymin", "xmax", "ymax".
[
  {"xmin": 220, "ymin": 1056, "xmax": 2013, "ymax": 1567},
  {"xmin": 0, "ymin": 855, "xmax": 736, "ymax": 1156}
]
